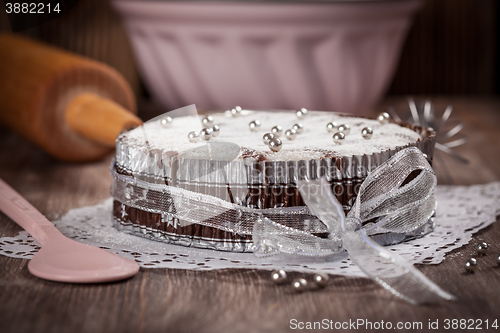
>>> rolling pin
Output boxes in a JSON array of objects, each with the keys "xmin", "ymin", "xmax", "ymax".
[{"xmin": 0, "ymin": 33, "xmax": 142, "ymax": 162}]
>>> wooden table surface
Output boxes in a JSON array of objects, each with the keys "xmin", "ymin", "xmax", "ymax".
[{"xmin": 0, "ymin": 97, "xmax": 499, "ymax": 333}]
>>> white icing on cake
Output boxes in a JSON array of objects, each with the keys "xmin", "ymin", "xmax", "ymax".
[{"xmin": 120, "ymin": 111, "xmax": 421, "ymax": 161}]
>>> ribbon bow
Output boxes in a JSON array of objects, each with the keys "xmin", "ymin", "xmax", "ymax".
[
  {"xmin": 253, "ymin": 147, "xmax": 455, "ymax": 305},
  {"xmin": 111, "ymin": 144, "xmax": 455, "ymax": 304}
]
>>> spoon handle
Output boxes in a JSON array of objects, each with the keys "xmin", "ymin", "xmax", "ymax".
[{"xmin": 0, "ymin": 178, "xmax": 53, "ymax": 245}]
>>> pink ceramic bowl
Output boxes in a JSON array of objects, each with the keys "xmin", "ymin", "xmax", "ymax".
[{"xmin": 113, "ymin": 0, "xmax": 421, "ymax": 114}]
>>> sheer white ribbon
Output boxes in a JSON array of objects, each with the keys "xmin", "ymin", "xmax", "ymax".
[
  {"xmin": 253, "ymin": 147, "xmax": 455, "ymax": 304},
  {"xmin": 111, "ymin": 147, "xmax": 455, "ymax": 304}
]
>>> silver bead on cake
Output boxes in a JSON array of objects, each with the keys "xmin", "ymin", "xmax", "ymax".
[
  {"xmin": 271, "ymin": 270, "xmax": 287, "ymax": 284},
  {"xmin": 160, "ymin": 116, "xmax": 173, "ymax": 128},
  {"xmin": 313, "ymin": 273, "xmax": 329, "ymax": 288},
  {"xmin": 285, "ymin": 128, "xmax": 297, "ymax": 140},
  {"xmin": 262, "ymin": 133, "xmax": 275, "ymax": 145},
  {"xmin": 333, "ymin": 132, "xmax": 345, "ymax": 145},
  {"xmin": 326, "ymin": 122, "xmax": 338, "ymax": 133},
  {"xmin": 211, "ymin": 124, "xmax": 220, "ymax": 137},
  {"xmin": 337, "ymin": 124, "xmax": 350, "ymax": 135},
  {"xmin": 465, "ymin": 258, "xmax": 477, "ymax": 273},
  {"xmin": 271, "ymin": 125, "xmax": 283, "ymax": 137},
  {"xmin": 187, "ymin": 131, "xmax": 200, "ymax": 143},
  {"xmin": 377, "ymin": 112, "xmax": 390, "ymax": 124},
  {"xmin": 249, "ymin": 120, "xmax": 261, "ymax": 132},
  {"xmin": 292, "ymin": 123, "xmax": 303, "ymax": 134},
  {"xmin": 201, "ymin": 116, "xmax": 214, "ymax": 127},
  {"xmin": 296, "ymin": 108, "xmax": 308, "ymax": 119},
  {"xmin": 361, "ymin": 127, "xmax": 373, "ymax": 140},
  {"xmin": 268, "ymin": 138, "xmax": 282, "ymax": 152},
  {"xmin": 200, "ymin": 128, "xmax": 212, "ymax": 141},
  {"xmin": 292, "ymin": 278, "xmax": 308, "ymax": 292},
  {"xmin": 230, "ymin": 106, "xmax": 242, "ymax": 117}
]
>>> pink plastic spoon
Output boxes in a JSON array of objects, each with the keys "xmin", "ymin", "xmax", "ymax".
[{"xmin": 0, "ymin": 178, "xmax": 139, "ymax": 283}]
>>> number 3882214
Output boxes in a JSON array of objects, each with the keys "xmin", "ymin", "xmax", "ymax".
[{"xmin": 5, "ymin": 3, "xmax": 61, "ymax": 14}]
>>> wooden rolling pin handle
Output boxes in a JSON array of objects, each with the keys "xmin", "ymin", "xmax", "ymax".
[{"xmin": 65, "ymin": 93, "xmax": 143, "ymax": 147}]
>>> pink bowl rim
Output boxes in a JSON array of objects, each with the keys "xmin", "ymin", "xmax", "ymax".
[{"xmin": 113, "ymin": 0, "xmax": 423, "ymax": 22}]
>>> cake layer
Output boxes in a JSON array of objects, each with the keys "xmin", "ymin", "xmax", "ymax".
[
  {"xmin": 118, "ymin": 111, "xmax": 424, "ymax": 162},
  {"xmin": 116, "ymin": 112, "xmax": 435, "ymax": 185}
]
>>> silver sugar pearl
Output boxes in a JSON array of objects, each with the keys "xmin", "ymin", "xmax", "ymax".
[
  {"xmin": 296, "ymin": 108, "xmax": 308, "ymax": 119},
  {"xmin": 268, "ymin": 138, "xmax": 282, "ymax": 152},
  {"xmin": 285, "ymin": 128, "xmax": 297, "ymax": 140},
  {"xmin": 187, "ymin": 131, "xmax": 200, "ymax": 143},
  {"xmin": 332, "ymin": 132, "xmax": 345, "ymax": 145},
  {"xmin": 271, "ymin": 270, "xmax": 287, "ymax": 284},
  {"xmin": 271, "ymin": 125, "xmax": 283, "ymax": 137},
  {"xmin": 476, "ymin": 242, "xmax": 488, "ymax": 256},
  {"xmin": 496, "ymin": 254, "xmax": 500, "ymax": 266},
  {"xmin": 160, "ymin": 116, "xmax": 173, "ymax": 128},
  {"xmin": 201, "ymin": 116, "xmax": 214, "ymax": 127},
  {"xmin": 262, "ymin": 133, "xmax": 275, "ymax": 145},
  {"xmin": 465, "ymin": 258, "xmax": 477, "ymax": 273},
  {"xmin": 337, "ymin": 124, "xmax": 350, "ymax": 135},
  {"xmin": 230, "ymin": 106, "xmax": 242, "ymax": 117},
  {"xmin": 377, "ymin": 112, "xmax": 390, "ymax": 124},
  {"xmin": 313, "ymin": 273, "xmax": 329, "ymax": 288},
  {"xmin": 292, "ymin": 123, "xmax": 304, "ymax": 134},
  {"xmin": 361, "ymin": 127, "xmax": 373, "ymax": 140},
  {"xmin": 211, "ymin": 124, "xmax": 220, "ymax": 137},
  {"xmin": 200, "ymin": 127, "xmax": 212, "ymax": 141},
  {"xmin": 292, "ymin": 278, "xmax": 308, "ymax": 292},
  {"xmin": 326, "ymin": 122, "xmax": 338, "ymax": 133},
  {"xmin": 249, "ymin": 120, "xmax": 261, "ymax": 132}
]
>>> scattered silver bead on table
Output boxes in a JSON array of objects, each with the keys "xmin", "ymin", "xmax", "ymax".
[
  {"xmin": 211, "ymin": 124, "xmax": 220, "ymax": 137},
  {"xmin": 326, "ymin": 122, "xmax": 338, "ymax": 133},
  {"xmin": 465, "ymin": 258, "xmax": 477, "ymax": 273},
  {"xmin": 187, "ymin": 131, "xmax": 200, "ymax": 143},
  {"xmin": 337, "ymin": 124, "xmax": 350, "ymax": 135},
  {"xmin": 262, "ymin": 132, "xmax": 275, "ymax": 145},
  {"xmin": 285, "ymin": 128, "xmax": 297, "ymax": 140},
  {"xmin": 271, "ymin": 270, "xmax": 287, "ymax": 284},
  {"xmin": 160, "ymin": 116, "xmax": 173, "ymax": 128},
  {"xmin": 377, "ymin": 112, "xmax": 390, "ymax": 124},
  {"xmin": 292, "ymin": 123, "xmax": 303, "ymax": 134},
  {"xmin": 332, "ymin": 132, "xmax": 345, "ymax": 145},
  {"xmin": 271, "ymin": 125, "xmax": 283, "ymax": 137},
  {"xmin": 292, "ymin": 278, "xmax": 308, "ymax": 292},
  {"xmin": 201, "ymin": 116, "xmax": 214, "ymax": 127},
  {"xmin": 230, "ymin": 106, "xmax": 242, "ymax": 117},
  {"xmin": 249, "ymin": 120, "xmax": 261, "ymax": 132},
  {"xmin": 361, "ymin": 127, "xmax": 373, "ymax": 140},
  {"xmin": 313, "ymin": 273, "xmax": 329, "ymax": 288},
  {"xmin": 200, "ymin": 127, "xmax": 212, "ymax": 141},
  {"xmin": 296, "ymin": 108, "xmax": 308, "ymax": 119},
  {"xmin": 496, "ymin": 254, "xmax": 500, "ymax": 266},
  {"xmin": 268, "ymin": 138, "xmax": 282, "ymax": 152},
  {"xmin": 476, "ymin": 242, "xmax": 488, "ymax": 256}
]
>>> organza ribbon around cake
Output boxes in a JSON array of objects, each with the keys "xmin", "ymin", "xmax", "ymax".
[
  {"xmin": 110, "ymin": 147, "xmax": 455, "ymax": 305},
  {"xmin": 252, "ymin": 148, "xmax": 455, "ymax": 305}
]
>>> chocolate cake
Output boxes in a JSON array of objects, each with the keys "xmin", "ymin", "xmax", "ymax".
[{"xmin": 111, "ymin": 110, "xmax": 436, "ymax": 252}]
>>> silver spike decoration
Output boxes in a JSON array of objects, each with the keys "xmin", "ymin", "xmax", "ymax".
[{"xmin": 388, "ymin": 97, "xmax": 468, "ymax": 164}]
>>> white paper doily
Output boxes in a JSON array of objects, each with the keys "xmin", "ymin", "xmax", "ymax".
[{"xmin": 1, "ymin": 182, "xmax": 499, "ymax": 277}]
